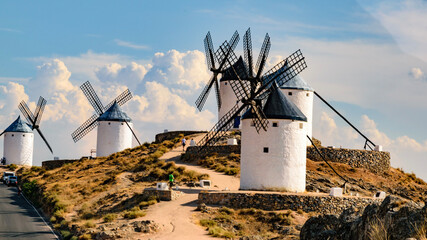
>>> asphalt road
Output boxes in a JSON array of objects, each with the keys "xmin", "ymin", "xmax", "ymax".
[{"xmin": 0, "ymin": 183, "xmax": 58, "ymax": 239}]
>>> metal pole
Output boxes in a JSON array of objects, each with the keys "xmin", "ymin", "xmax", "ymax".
[{"xmin": 314, "ymin": 91, "xmax": 376, "ymax": 148}]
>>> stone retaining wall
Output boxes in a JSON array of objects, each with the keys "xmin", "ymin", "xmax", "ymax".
[
  {"xmin": 142, "ymin": 188, "xmax": 184, "ymax": 201},
  {"xmin": 186, "ymin": 145, "xmax": 240, "ymax": 155},
  {"xmin": 307, "ymin": 147, "xmax": 390, "ymax": 174},
  {"xmin": 186, "ymin": 145, "xmax": 390, "ymax": 174},
  {"xmin": 42, "ymin": 159, "xmax": 79, "ymax": 170},
  {"xmin": 155, "ymin": 131, "xmax": 207, "ymax": 143},
  {"xmin": 199, "ymin": 192, "xmax": 381, "ymax": 215}
]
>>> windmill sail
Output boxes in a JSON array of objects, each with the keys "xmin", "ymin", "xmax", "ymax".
[{"xmin": 18, "ymin": 96, "xmax": 53, "ymax": 153}]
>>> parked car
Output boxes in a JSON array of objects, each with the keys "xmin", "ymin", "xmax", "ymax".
[
  {"xmin": 2, "ymin": 172, "xmax": 15, "ymax": 183},
  {"xmin": 6, "ymin": 176, "xmax": 17, "ymax": 186}
]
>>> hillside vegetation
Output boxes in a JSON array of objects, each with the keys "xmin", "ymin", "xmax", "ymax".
[
  {"xmin": 17, "ymin": 136, "xmax": 208, "ymax": 239},
  {"xmin": 184, "ymin": 151, "xmax": 427, "ymax": 203}
]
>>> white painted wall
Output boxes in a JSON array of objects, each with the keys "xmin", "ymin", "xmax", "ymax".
[
  {"xmin": 280, "ymin": 89, "xmax": 313, "ymax": 145},
  {"xmin": 240, "ymin": 118, "xmax": 306, "ymax": 192},
  {"xmin": 218, "ymin": 80, "xmax": 241, "ymax": 122},
  {"xmin": 96, "ymin": 121, "xmax": 133, "ymax": 157},
  {"xmin": 3, "ymin": 132, "xmax": 34, "ymax": 166}
]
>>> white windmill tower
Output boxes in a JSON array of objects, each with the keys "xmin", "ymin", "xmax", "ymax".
[
  {"xmin": 1, "ymin": 116, "xmax": 34, "ymax": 166},
  {"xmin": 71, "ymin": 81, "xmax": 141, "ymax": 157},
  {"xmin": 279, "ymin": 73, "xmax": 314, "ymax": 146},
  {"xmin": 1, "ymin": 96, "xmax": 53, "ymax": 166},
  {"xmin": 240, "ymin": 83, "xmax": 307, "ymax": 192}
]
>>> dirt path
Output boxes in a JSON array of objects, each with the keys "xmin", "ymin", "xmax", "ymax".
[{"xmin": 141, "ymin": 134, "xmax": 240, "ymax": 240}]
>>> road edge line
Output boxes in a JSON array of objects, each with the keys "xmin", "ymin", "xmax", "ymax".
[{"xmin": 21, "ymin": 193, "xmax": 59, "ymax": 239}]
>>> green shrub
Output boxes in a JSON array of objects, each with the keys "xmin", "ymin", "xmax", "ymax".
[
  {"xmin": 162, "ymin": 140, "xmax": 175, "ymax": 148},
  {"xmin": 103, "ymin": 213, "xmax": 117, "ymax": 223},
  {"xmin": 200, "ymin": 219, "xmax": 217, "ymax": 227},
  {"xmin": 238, "ymin": 208, "xmax": 258, "ymax": 215},
  {"xmin": 218, "ymin": 207, "xmax": 234, "ymax": 215},
  {"xmin": 139, "ymin": 199, "xmax": 157, "ymax": 207},
  {"xmin": 84, "ymin": 220, "xmax": 96, "ymax": 228},
  {"xmin": 151, "ymin": 150, "xmax": 164, "ymax": 160},
  {"xmin": 79, "ymin": 233, "xmax": 92, "ymax": 240},
  {"xmin": 8, "ymin": 164, "xmax": 18, "ymax": 171},
  {"xmin": 225, "ymin": 168, "xmax": 239, "ymax": 175},
  {"xmin": 123, "ymin": 207, "xmax": 146, "ymax": 219},
  {"xmin": 61, "ymin": 230, "xmax": 73, "ymax": 239}
]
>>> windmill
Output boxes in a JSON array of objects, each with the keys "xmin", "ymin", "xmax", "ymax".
[
  {"xmin": 18, "ymin": 96, "xmax": 53, "ymax": 153},
  {"xmin": 197, "ymin": 29, "xmax": 307, "ymax": 149},
  {"xmin": 0, "ymin": 96, "xmax": 52, "ymax": 166},
  {"xmin": 195, "ymin": 31, "xmax": 246, "ymax": 113},
  {"xmin": 71, "ymin": 81, "xmax": 141, "ymax": 157}
]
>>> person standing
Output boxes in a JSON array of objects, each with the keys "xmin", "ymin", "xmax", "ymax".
[
  {"xmin": 168, "ymin": 173, "xmax": 174, "ymax": 190},
  {"xmin": 181, "ymin": 138, "xmax": 186, "ymax": 151}
]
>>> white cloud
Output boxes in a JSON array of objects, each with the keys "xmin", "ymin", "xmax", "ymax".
[
  {"xmin": 314, "ymin": 112, "xmax": 427, "ymax": 180},
  {"xmin": 95, "ymin": 62, "xmax": 151, "ymax": 90},
  {"xmin": 138, "ymin": 50, "xmax": 210, "ymax": 95},
  {"xmin": 0, "ymin": 82, "xmax": 29, "ymax": 123},
  {"xmin": 32, "ymin": 59, "xmax": 75, "ymax": 94},
  {"xmin": 410, "ymin": 67, "xmax": 424, "ymax": 80},
  {"xmin": 114, "ymin": 39, "xmax": 149, "ymax": 50},
  {"xmin": 30, "ymin": 50, "xmax": 140, "ymax": 82}
]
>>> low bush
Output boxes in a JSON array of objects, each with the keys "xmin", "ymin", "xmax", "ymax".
[
  {"xmin": 103, "ymin": 213, "xmax": 117, "ymax": 223},
  {"xmin": 123, "ymin": 207, "xmax": 146, "ymax": 219},
  {"xmin": 83, "ymin": 220, "xmax": 96, "ymax": 228},
  {"xmin": 8, "ymin": 164, "xmax": 18, "ymax": 171}
]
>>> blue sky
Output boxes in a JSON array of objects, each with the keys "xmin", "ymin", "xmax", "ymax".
[{"xmin": 1, "ymin": 0, "xmax": 427, "ymax": 180}]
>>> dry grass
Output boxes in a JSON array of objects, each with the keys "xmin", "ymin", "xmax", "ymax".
[
  {"xmin": 16, "ymin": 137, "xmax": 206, "ymax": 239},
  {"xmin": 413, "ymin": 222, "xmax": 427, "ymax": 240},
  {"xmin": 196, "ymin": 207, "xmax": 305, "ymax": 239},
  {"xmin": 367, "ymin": 217, "xmax": 388, "ymax": 240},
  {"xmin": 182, "ymin": 152, "xmax": 241, "ymax": 176}
]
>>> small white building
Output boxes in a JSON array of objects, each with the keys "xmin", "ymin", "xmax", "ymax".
[
  {"xmin": 2, "ymin": 116, "xmax": 34, "ymax": 166},
  {"xmin": 218, "ymin": 57, "xmax": 248, "ymax": 128},
  {"xmin": 240, "ymin": 84, "xmax": 307, "ymax": 192},
  {"xmin": 96, "ymin": 102, "xmax": 133, "ymax": 157},
  {"xmin": 280, "ymin": 75, "xmax": 314, "ymax": 146}
]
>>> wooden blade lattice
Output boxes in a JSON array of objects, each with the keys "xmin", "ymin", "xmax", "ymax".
[
  {"xmin": 71, "ymin": 114, "xmax": 99, "ymax": 142},
  {"xmin": 81, "ymin": 81, "xmax": 105, "ymax": 115}
]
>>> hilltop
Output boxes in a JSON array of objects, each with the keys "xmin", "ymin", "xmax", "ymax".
[{"xmin": 2, "ymin": 133, "xmax": 426, "ymax": 239}]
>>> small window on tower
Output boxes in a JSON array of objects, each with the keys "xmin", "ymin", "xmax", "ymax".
[
  {"xmin": 272, "ymin": 122, "xmax": 278, "ymax": 127},
  {"xmin": 225, "ymin": 82, "xmax": 228, "ymax": 85},
  {"xmin": 288, "ymin": 92, "xmax": 292, "ymax": 96},
  {"xmin": 121, "ymin": 123, "xmax": 124, "ymax": 125},
  {"xmin": 23, "ymin": 134, "xmax": 25, "ymax": 137},
  {"xmin": 108, "ymin": 122, "xmax": 111, "ymax": 125},
  {"xmin": 306, "ymin": 93, "xmax": 310, "ymax": 97},
  {"xmin": 263, "ymin": 147, "xmax": 269, "ymax": 153},
  {"xmin": 250, "ymin": 121, "xmax": 255, "ymax": 127},
  {"xmin": 11, "ymin": 134, "xmax": 14, "ymax": 137},
  {"xmin": 299, "ymin": 123, "xmax": 304, "ymax": 129}
]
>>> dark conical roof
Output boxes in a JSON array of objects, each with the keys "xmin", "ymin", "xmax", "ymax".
[
  {"xmin": 220, "ymin": 57, "xmax": 249, "ymax": 82},
  {"xmin": 242, "ymin": 84, "xmax": 307, "ymax": 121},
  {"xmin": 280, "ymin": 74, "xmax": 313, "ymax": 91},
  {"xmin": 98, "ymin": 102, "xmax": 132, "ymax": 122},
  {"xmin": 4, "ymin": 116, "xmax": 33, "ymax": 133}
]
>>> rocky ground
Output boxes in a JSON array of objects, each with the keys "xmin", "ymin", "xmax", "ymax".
[{"xmin": 300, "ymin": 196, "xmax": 427, "ymax": 239}]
